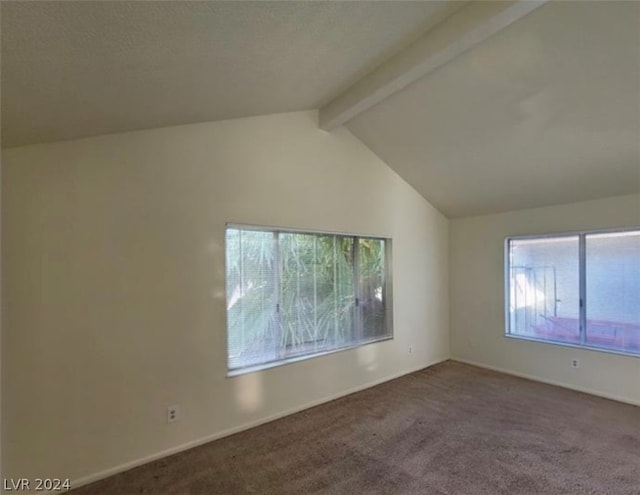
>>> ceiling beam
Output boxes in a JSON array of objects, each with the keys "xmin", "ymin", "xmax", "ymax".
[{"xmin": 319, "ymin": 0, "xmax": 549, "ymax": 131}]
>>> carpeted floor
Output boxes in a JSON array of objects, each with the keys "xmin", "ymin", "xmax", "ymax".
[{"xmin": 71, "ymin": 361, "xmax": 640, "ymax": 494}]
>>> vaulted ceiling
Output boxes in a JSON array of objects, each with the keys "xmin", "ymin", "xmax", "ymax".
[
  {"xmin": 1, "ymin": 0, "xmax": 462, "ymax": 147},
  {"xmin": 2, "ymin": 1, "xmax": 639, "ymax": 218},
  {"xmin": 346, "ymin": 1, "xmax": 640, "ymax": 217}
]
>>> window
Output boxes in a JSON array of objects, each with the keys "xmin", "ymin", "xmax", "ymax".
[
  {"xmin": 506, "ymin": 229, "xmax": 640, "ymax": 356},
  {"xmin": 225, "ymin": 225, "xmax": 392, "ymax": 373}
]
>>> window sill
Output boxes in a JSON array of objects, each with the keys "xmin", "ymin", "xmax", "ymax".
[{"xmin": 504, "ymin": 333, "xmax": 640, "ymax": 359}]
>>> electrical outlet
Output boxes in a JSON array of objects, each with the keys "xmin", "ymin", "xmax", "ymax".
[
  {"xmin": 167, "ymin": 404, "xmax": 180, "ymax": 423},
  {"xmin": 571, "ymin": 359, "xmax": 579, "ymax": 369},
  {"xmin": 408, "ymin": 345, "xmax": 413, "ymax": 354}
]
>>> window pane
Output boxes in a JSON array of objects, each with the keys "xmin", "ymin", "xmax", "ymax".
[
  {"xmin": 226, "ymin": 226, "xmax": 391, "ymax": 373},
  {"xmin": 279, "ymin": 233, "xmax": 355, "ymax": 358},
  {"xmin": 359, "ymin": 238, "xmax": 387, "ymax": 340},
  {"xmin": 226, "ymin": 229, "xmax": 277, "ymax": 369},
  {"xmin": 586, "ymin": 231, "xmax": 640, "ymax": 353},
  {"xmin": 509, "ymin": 237, "xmax": 580, "ymax": 344},
  {"xmin": 331, "ymin": 236, "xmax": 356, "ymax": 346}
]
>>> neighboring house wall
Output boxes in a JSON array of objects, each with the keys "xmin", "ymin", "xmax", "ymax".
[
  {"xmin": 2, "ymin": 111, "xmax": 449, "ymax": 488},
  {"xmin": 509, "ymin": 239, "xmax": 580, "ymax": 336},
  {"xmin": 450, "ymin": 194, "xmax": 640, "ymax": 405}
]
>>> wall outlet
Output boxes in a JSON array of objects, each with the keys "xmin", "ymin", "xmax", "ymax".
[
  {"xmin": 408, "ymin": 345, "xmax": 413, "ymax": 354},
  {"xmin": 167, "ymin": 404, "xmax": 180, "ymax": 423},
  {"xmin": 571, "ymin": 359, "xmax": 579, "ymax": 369}
]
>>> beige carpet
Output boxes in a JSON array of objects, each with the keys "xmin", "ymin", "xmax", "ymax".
[{"xmin": 71, "ymin": 361, "xmax": 640, "ymax": 494}]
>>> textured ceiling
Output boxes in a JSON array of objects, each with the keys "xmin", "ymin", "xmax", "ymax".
[
  {"xmin": 1, "ymin": 0, "xmax": 463, "ymax": 147},
  {"xmin": 347, "ymin": 1, "xmax": 640, "ymax": 218},
  {"xmin": 4, "ymin": 1, "xmax": 638, "ymax": 218}
]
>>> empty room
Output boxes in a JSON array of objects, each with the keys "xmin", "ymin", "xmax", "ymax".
[{"xmin": 1, "ymin": 1, "xmax": 639, "ymax": 494}]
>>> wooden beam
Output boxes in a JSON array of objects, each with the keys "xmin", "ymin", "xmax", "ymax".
[{"xmin": 319, "ymin": 0, "xmax": 549, "ymax": 131}]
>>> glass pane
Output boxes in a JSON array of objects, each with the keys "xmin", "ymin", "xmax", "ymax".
[
  {"xmin": 280, "ymin": 233, "xmax": 355, "ymax": 357},
  {"xmin": 509, "ymin": 236, "xmax": 580, "ymax": 344},
  {"xmin": 359, "ymin": 238, "xmax": 387, "ymax": 340},
  {"xmin": 586, "ymin": 231, "xmax": 640, "ymax": 353},
  {"xmin": 328, "ymin": 236, "xmax": 355, "ymax": 347},
  {"xmin": 226, "ymin": 229, "xmax": 278, "ymax": 369},
  {"xmin": 226, "ymin": 227, "xmax": 393, "ymax": 372}
]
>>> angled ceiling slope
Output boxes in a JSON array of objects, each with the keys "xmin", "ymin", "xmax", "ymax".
[
  {"xmin": 0, "ymin": 0, "xmax": 462, "ymax": 147},
  {"xmin": 2, "ymin": 1, "xmax": 638, "ymax": 218},
  {"xmin": 342, "ymin": 1, "xmax": 640, "ymax": 217}
]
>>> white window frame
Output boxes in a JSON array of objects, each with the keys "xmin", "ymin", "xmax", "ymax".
[
  {"xmin": 504, "ymin": 227, "xmax": 640, "ymax": 358},
  {"xmin": 225, "ymin": 223, "xmax": 394, "ymax": 376}
]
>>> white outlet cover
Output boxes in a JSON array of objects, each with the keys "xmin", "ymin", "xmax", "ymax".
[{"xmin": 167, "ymin": 404, "xmax": 181, "ymax": 423}]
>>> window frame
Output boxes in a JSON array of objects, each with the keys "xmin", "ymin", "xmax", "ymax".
[
  {"xmin": 225, "ymin": 223, "xmax": 394, "ymax": 376},
  {"xmin": 504, "ymin": 226, "xmax": 640, "ymax": 358}
]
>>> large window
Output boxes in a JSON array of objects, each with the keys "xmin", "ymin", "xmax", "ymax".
[
  {"xmin": 225, "ymin": 225, "xmax": 392, "ymax": 373},
  {"xmin": 506, "ymin": 229, "xmax": 640, "ymax": 356}
]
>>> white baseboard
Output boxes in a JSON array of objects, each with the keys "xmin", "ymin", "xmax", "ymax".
[
  {"xmin": 451, "ymin": 357, "xmax": 640, "ymax": 407},
  {"xmin": 63, "ymin": 357, "xmax": 449, "ymax": 494}
]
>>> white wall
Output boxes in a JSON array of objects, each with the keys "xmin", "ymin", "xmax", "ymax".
[
  {"xmin": 1, "ymin": 145, "xmax": 3, "ymax": 486},
  {"xmin": 450, "ymin": 194, "xmax": 640, "ymax": 405},
  {"xmin": 2, "ymin": 111, "xmax": 449, "ymax": 489}
]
